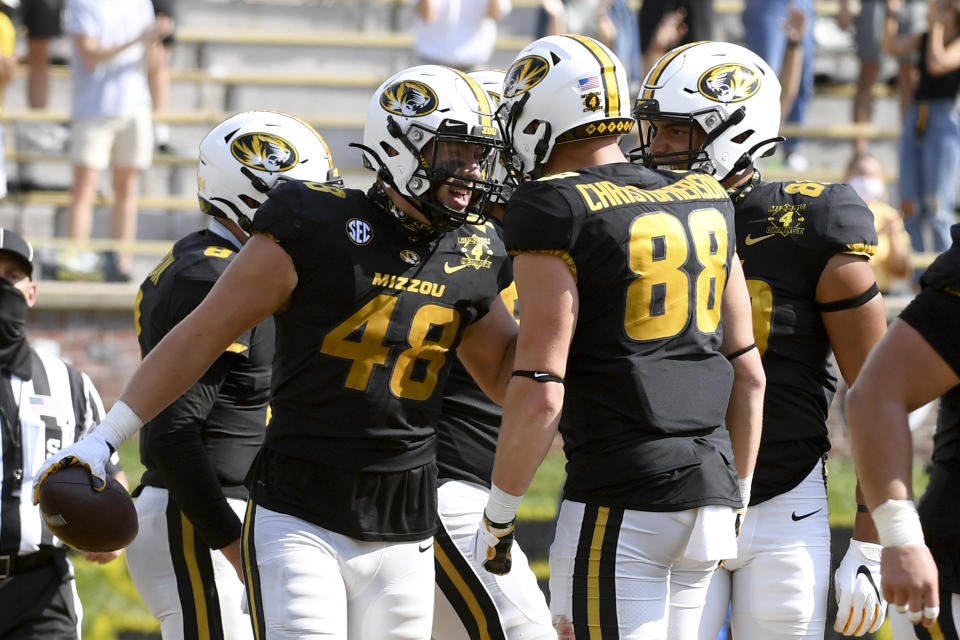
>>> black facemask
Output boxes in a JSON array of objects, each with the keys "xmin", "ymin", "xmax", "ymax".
[{"xmin": 0, "ymin": 278, "xmax": 31, "ymax": 380}]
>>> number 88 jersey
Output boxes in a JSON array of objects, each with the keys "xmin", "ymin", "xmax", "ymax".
[{"xmin": 503, "ymin": 163, "xmax": 740, "ymax": 511}]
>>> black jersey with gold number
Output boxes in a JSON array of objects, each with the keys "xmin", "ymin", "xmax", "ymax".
[
  {"xmin": 735, "ymin": 180, "xmax": 877, "ymax": 505},
  {"xmin": 136, "ymin": 229, "xmax": 274, "ymax": 548},
  {"xmin": 248, "ymin": 180, "xmax": 507, "ymax": 541},
  {"xmin": 504, "ymin": 163, "xmax": 740, "ymax": 511}
]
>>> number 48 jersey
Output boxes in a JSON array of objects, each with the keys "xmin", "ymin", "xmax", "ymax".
[
  {"xmin": 504, "ymin": 163, "xmax": 741, "ymax": 512},
  {"xmin": 734, "ymin": 179, "xmax": 878, "ymax": 504}
]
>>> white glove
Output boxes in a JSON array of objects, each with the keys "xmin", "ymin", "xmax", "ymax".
[
  {"xmin": 32, "ymin": 429, "xmax": 115, "ymax": 505},
  {"xmin": 472, "ymin": 513, "xmax": 515, "ymax": 575},
  {"xmin": 833, "ymin": 538, "xmax": 886, "ymax": 636}
]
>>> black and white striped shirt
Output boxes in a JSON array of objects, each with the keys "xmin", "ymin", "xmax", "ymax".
[{"xmin": 0, "ymin": 348, "xmax": 109, "ymax": 555}]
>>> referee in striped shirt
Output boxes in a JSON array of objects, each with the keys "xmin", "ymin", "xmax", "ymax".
[{"xmin": 0, "ymin": 228, "xmax": 126, "ymax": 638}]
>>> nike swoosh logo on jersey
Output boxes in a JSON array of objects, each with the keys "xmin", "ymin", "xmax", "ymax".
[
  {"xmin": 419, "ymin": 542, "xmax": 434, "ymax": 553},
  {"xmin": 856, "ymin": 565, "xmax": 882, "ymax": 600},
  {"xmin": 791, "ymin": 508, "xmax": 822, "ymax": 521},
  {"xmin": 744, "ymin": 233, "xmax": 775, "ymax": 245},
  {"xmin": 443, "ymin": 262, "xmax": 468, "ymax": 274}
]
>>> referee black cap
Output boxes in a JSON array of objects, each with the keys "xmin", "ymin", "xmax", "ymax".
[{"xmin": 0, "ymin": 228, "xmax": 34, "ymax": 277}]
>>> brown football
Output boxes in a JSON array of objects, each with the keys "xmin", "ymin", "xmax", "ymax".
[{"xmin": 37, "ymin": 465, "xmax": 138, "ymax": 552}]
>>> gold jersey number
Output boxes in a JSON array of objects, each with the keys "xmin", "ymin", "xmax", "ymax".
[
  {"xmin": 321, "ymin": 294, "xmax": 461, "ymax": 401},
  {"xmin": 625, "ymin": 208, "xmax": 729, "ymax": 341}
]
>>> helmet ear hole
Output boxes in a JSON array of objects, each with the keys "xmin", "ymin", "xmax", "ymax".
[
  {"xmin": 731, "ymin": 130, "xmax": 753, "ymax": 144},
  {"xmin": 523, "ymin": 120, "xmax": 542, "ymax": 135},
  {"xmin": 380, "ymin": 142, "xmax": 400, "ymax": 158},
  {"xmin": 238, "ymin": 194, "xmax": 261, "ymax": 209}
]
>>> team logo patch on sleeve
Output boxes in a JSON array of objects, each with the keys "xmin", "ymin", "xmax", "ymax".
[
  {"xmin": 504, "ymin": 55, "xmax": 550, "ymax": 98},
  {"xmin": 230, "ymin": 133, "xmax": 299, "ymax": 172},
  {"xmin": 380, "ymin": 80, "xmax": 439, "ymax": 117},
  {"xmin": 697, "ymin": 63, "xmax": 761, "ymax": 103}
]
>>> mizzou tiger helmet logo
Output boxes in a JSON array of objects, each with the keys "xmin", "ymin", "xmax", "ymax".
[
  {"xmin": 503, "ymin": 55, "xmax": 550, "ymax": 98},
  {"xmin": 380, "ymin": 80, "xmax": 439, "ymax": 117},
  {"xmin": 697, "ymin": 63, "xmax": 761, "ymax": 103},
  {"xmin": 231, "ymin": 133, "xmax": 299, "ymax": 172}
]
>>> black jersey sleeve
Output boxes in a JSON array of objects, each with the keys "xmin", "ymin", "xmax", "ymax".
[
  {"xmin": 901, "ymin": 229, "xmax": 960, "ymax": 377},
  {"xmin": 502, "ymin": 179, "xmax": 576, "ymax": 255},
  {"xmin": 177, "ymin": 278, "xmax": 255, "ymax": 356},
  {"xmin": 250, "ymin": 181, "xmax": 324, "ymax": 278},
  {"xmin": 820, "ymin": 183, "xmax": 878, "ymax": 259},
  {"xmin": 900, "ymin": 288, "xmax": 960, "ymax": 378},
  {"xmin": 143, "ymin": 355, "xmax": 244, "ymax": 549}
]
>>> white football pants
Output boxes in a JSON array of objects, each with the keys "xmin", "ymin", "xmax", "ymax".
[
  {"xmin": 699, "ymin": 458, "xmax": 830, "ymax": 639},
  {"xmin": 550, "ymin": 499, "xmax": 736, "ymax": 639},
  {"xmin": 242, "ymin": 503, "xmax": 435, "ymax": 640},
  {"xmin": 433, "ymin": 480, "xmax": 555, "ymax": 640},
  {"xmin": 125, "ymin": 486, "xmax": 252, "ymax": 640}
]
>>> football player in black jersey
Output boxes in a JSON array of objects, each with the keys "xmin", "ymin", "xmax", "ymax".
[
  {"xmin": 35, "ymin": 65, "xmax": 520, "ymax": 639},
  {"xmin": 429, "ymin": 69, "xmax": 555, "ymax": 640},
  {"xmin": 846, "ymin": 224, "xmax": 960, "ymax": 638},
  {"xmin": 474, "ymin": 35, "xmax": 765, "ymax": 638},
  {"xmin": 125, "ymin": 111, "xmax": 340, "ymax": 640},
  {"xmin": 634, "ymin": 41, "xmax": 890, "ymax": 639}
]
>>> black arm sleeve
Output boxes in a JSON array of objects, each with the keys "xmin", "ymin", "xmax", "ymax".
[{"xmin": 146, "ymin": 355, "xmax": 242, "ymax": 549}]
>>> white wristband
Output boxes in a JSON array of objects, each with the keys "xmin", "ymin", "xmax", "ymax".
[
  {"xmin": 485, "ymin": 484, "xmax": 524, "ymax": 524},
  {"xmin": 94, "ymin": 400, "xmax": 144, "ymax": 451},
  {"xmin": 738, "ymin": 473, "xmax": 753, "ymax": 509},
  {"xmin": 872, "ymin": 499, "xmax": 925, "ymax": 548}
]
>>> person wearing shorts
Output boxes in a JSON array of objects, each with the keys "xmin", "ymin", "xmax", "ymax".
[
  {"xmin": 148, "ymin": 0, "xmax": 175, "ymax": 151},
  {"xmin": 64, "ymin": 0, "xmax": 171, "ymax": 277}
]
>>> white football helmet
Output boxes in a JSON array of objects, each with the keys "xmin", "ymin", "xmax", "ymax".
[
  {"xmin": 468, "ymin": 68, "xmax": 516, "ymax": 205},
  {"xmin": 633, "ymin": 41, "xmax": 782, "ymax": 181},
  {"xmin": 500, "ymin": 34, "xmax": 634, "ymax": 177},
  {"xmin": 359, "ymin": 64, "xmax": 503, "ymax": 231},
  {"xmin": 198, "ymin": 110, "xmax": 341, "ymax": 233}
]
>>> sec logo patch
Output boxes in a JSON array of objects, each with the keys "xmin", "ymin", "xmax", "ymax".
[{"xmin": 347, "ymin": 219, "xmax": 372, "ymax": 245}]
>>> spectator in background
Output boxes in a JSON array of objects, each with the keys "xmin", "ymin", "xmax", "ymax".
[
  {"xmin": 884, "ymin": 0, "xmax": 960, "ymax": 268},
  {"xmin": 537, "ymin": 0, "xmax": 565, "ymax": 38},
  {"xmin": 638, "ymin": 0, "xmax": 714, "ymax": 80},
  {"xmin": 742, "ymin": 0, "xmax": 815, "ymax": 171},
  {"xmin": 778, "ymin": 2, "xmax": 808, "ymax": 120},
  {"xmin": 539, "ymin": 0, "xmax": 639, "ymax": 84},
  {"xmin": 0, "ymin": 228, "xmax": 126, "ymax": 640},
  {"xmin": 147, "ymin": 0, "xmax": 175, "ymax": 153},
  {"xmin": 21, "ymin": 0, "xmax": 62, "ymax": 111},
  {"xmin": 64, "ymin": 0, "xmax": 171, "ymax": 279},
  {"xmin": 839, "ymin": 0, "xmax": 885, "ymax": 155},
  {"xmin": 410, "ymin": 0, "xmax": 511, "ymax": 71},
  {"xmin": 0, "ymin": 3, "xmax": 16, "ymax": 200},
  {"xmin": 845, "ymin": 152, "xmax": 912, "ymax": 294},
  {"xmin": 16, "ymin": 0, "xmax": 69, "ymax": 183},
  {"xmin": 840, "ymin": 0, "xmax": 930, "ymax": 154}
]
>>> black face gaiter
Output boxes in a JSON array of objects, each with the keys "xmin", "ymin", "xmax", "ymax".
[{"xmin": 0, "ymin": 279, "xmax": 31, "ymax": 380}]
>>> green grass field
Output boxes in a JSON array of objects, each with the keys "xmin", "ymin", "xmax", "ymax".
[{"xmin": 73, "ymin": 440, "xmax": 932, "ymax": 639}]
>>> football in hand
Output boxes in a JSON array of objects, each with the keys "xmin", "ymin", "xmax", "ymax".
[{"xmin": 37, "ymin": 465, "xmax": 138, "ymax": 552}]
